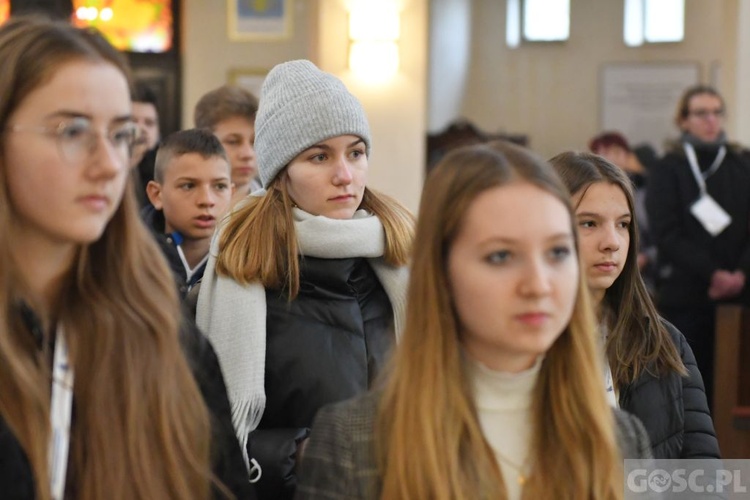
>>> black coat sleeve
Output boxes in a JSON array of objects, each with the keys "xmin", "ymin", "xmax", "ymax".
[
  {"xmin": 666, "ymin": 323, "xmax": 722, "ymax": 458},
  {"xmin": 734, "ymin": 149, "xmax": 750, "ymax": 276},
  {"xmin": 248, "ymin": 426, "xmax": 310, "ymax": 500},
  {"xmin": 613, "ymin": 409, "xmax": 653, "ymax": 459},
  {"xmin": 180, "ymin": 321, "xmax": 256, "ymax": 499}
]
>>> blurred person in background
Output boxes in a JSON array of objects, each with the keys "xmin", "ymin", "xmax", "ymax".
[
  {"xmin": 131, "ymin": 81, "xmax": 162, "ymax": 207},
  {"xmin": 646, "ymin": 84, "xmax": 750, "ymax": 409},
  {"xmin": 194, "ymin": 85, "xmax": 260, "ymax": 208}
]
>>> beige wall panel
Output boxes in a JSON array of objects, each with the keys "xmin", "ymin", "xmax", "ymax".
[
  {"xmin": 460, "ymin": 0, "xmax": 738, "ymax": 158},
  {"xmin": 183, "ymin": 0, "xmax": 427, "ymax": 212}
]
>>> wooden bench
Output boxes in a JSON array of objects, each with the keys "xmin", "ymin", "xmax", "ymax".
[{"xmin": 713, "ymin": 305, "xmax": 750, "ymax": 457}]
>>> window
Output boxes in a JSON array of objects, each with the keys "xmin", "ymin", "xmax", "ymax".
[
  {"xmin": 0, "ymin": 0, "xmax": 9, "ymax": 25},
  {"xmin": 506, "ymin": 0, "xmax": 570, "ymax": 48},
  {"xmin": 624, "ymin": 0, "xmax": 684, "ymax": 47},
  {"xmin": 71, "ymin": 0, "xmax": 173, "ymax": 53}
]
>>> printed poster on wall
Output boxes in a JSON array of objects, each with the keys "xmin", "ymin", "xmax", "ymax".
[{"xmin": 600, "ymin": 62, "xmax": 700, "ymax": 155}]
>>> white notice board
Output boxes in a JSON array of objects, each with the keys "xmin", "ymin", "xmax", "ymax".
[{"xmin": 600, "ymin": 63, "xmax": 700, "ymax": 155}]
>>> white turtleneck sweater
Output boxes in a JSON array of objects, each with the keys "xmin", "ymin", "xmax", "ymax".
[
  {"xmin": 600, "ymin": 322, "xmax": 619, "ymax": 408},
  {"xmin": 467, "ymin": 356, "xmax": 542, "ymax": 500}
]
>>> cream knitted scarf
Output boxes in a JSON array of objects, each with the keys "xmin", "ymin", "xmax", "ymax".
[{"xmin": 196, "ymin": 207, "xmax": 408, "ymax": 468}]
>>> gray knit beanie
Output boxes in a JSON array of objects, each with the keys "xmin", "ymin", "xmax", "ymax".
[{"xmin": 254, "ymin": 59, "xmax": 372, "ymax": 188}]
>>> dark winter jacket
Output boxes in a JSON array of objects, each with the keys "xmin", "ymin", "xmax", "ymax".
[
  {"xmin": 142, "ymin": 204, "xmax": 206, "ymax": 299},
  {"xmin": 251, "ymin": 256, "xmax": 395, "ymax": 500},
  {"xmin": 0, "ymin": 305, "xmax": 254, "ymax": 499},
  {"xmin": 619, "ymin": 320, "xmax": 720, "ymax": 458},
  {"xmin": 646, "ymin": 144, "xmax": 750, "ymax": 307}
]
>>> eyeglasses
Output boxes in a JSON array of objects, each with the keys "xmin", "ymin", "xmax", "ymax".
[
  {"xmin": 688, "ymin": 108, "xmax": 725, "ymax": 119},
  {"xmin": 6, "ymin": 117, "xmax": 138, "ymax": 167}
]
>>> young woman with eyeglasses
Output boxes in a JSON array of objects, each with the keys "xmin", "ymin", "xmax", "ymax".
[
  {"xmin": 0, "ymin": 17, "xmax": 251, "ymax": 500},
  {"xmin": 646, "ymin": 85, "xmax": 750, "ymax": 409}
]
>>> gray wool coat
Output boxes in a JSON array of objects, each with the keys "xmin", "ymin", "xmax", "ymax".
[{"xmin": 296, "ymin": 391, "xmax": 653, "ymax": 499}]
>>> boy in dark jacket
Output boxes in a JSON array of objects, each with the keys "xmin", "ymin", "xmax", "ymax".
[{"xmin": 143, "ymin": 128, "xmax": 233, "ymax": 298}]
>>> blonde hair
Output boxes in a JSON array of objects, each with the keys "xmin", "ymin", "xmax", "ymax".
[
  {"xmin": 0, "ymin": 17, "xmax": 224, "ymax": 500},
  {"xmin": 216, "ymin": 173, "xmax": 414, "ymax": 297},
  {"xmin": 376, "ymin": 142, "xmax": 623, "ymax": 499}
]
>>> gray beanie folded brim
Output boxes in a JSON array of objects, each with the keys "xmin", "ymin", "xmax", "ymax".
[{"xmin": 254, "ymin": 60, "xmax": 372, "ymax": 188}]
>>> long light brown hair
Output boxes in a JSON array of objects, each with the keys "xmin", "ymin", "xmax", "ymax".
[
  {"xmin": 376, "ymin": 142, "xmax": 623, "ymax": 499},
  {"xmin": 0, "ymin": 17, "xmax": 223, "ymax": 500},
  {"xmin": 216, "ymin": 173, "xmax": 414, "ymax": 297},
  {"xmin": 549, "ymin": 151, "xmax": 686, "ymax": 388}
]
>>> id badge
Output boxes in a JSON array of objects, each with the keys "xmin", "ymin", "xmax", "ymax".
[{"xmin": 690, "ymin": 193, "xmax": 732, "ymax": 236}]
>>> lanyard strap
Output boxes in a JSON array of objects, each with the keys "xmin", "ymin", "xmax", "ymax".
[
  {"xmin": 683, "ymin": 142, "xmax": 727, "ymax": 195},
  {"xmin": 49, "ymin": 326, "xmax": 74, "ymax": 500}
]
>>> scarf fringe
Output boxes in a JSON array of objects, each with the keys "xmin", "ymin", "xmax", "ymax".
[
  {"xmin": 230, "ymin": 397, "xmax": 265, "ymax": 479},
  {"xmin": 197, "ymin": 207, "xmax": 409, "ymax": 479}
]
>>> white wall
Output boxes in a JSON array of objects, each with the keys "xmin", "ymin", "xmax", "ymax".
[
  {"xmin": 182, "ymin": 0, "xmax": 314, "ymax": 128},
  {"xmin": 459, "ymin": 0, "xmax": 739, "ymax": 157},
  {"xmin": 182, "ymin": 0, "xmax": 427, "ymax": 213},
  {"xmin": 735, "ymin": 0, "xmax": 750, "ymax": 145},
  {"xmin": 428, "ymin": 0, "xmax": 472, "ymax": 133},
  {"xmin": 182, "ymin": 0, "xmax": 746, "ymax": 208},
  {"xmin": 315, "ymin": 0, "xmax": 428, "ymax": 213}
]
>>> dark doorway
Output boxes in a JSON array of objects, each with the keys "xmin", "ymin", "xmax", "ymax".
[{"xmin": 126, "ymin": 0, "xmax": 183, "ymax": 137}]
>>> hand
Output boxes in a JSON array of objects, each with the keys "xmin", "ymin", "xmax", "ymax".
[
  {"xmin": 708, "ymin": 270, "xmax": 734, "ymax": 300},
  {"xmin": 729, "ymin": 270, "xmax": 746, "ymax": 296},
  {"xmin": 708, "ymin": 270, "xmax": 744, "ymax": 300}
]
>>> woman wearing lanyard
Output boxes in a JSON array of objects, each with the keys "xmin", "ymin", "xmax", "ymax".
[
  {"xmin": 0, "ymin": 17, "xmax": 251, "ymax": 500},
  {"xmin": 646, "ymin": 84, "xmax": 750, "ymax": 410}
]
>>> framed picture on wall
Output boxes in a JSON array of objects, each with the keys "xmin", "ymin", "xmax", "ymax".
[
  {"xmin": 228, "ymin": 68, "xmax": 267, "ymax": 98},
  {"xmin": 599, "ymin": 62, "xmax": 701, "ymax": 156},
  {"xmin": 228, "ymin": 0, "xmax": 291, "ymax": 40}
]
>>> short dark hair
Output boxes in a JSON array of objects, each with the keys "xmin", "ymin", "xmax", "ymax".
[
  {"xmin": 153, "ymin": 128, "xmax": 229, "ymax": 182},
  {"xmin": 132, "ymin": 81, "xmax": 159, "ymax": 107}
]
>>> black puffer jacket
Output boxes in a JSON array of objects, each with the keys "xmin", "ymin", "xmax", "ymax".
[
  {"xmin": 251, "ymin": 256, "xmax": 395, "ymax": 500},
  {"xmin": 0, "ymin": 306, "xmax": 254, "ymax": 499},
  {"xmin": 619, "ymin": 320, "xmax": 720, "ymax": 458}
]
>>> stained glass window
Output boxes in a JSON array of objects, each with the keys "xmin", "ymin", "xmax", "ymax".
[
  {"xmin": 71, "ymin": 0, "xmax": 173, "ymax": 52},
  {"xmin": 0, "ymin": 0, "xmax": 9, "ymax": 25}
]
